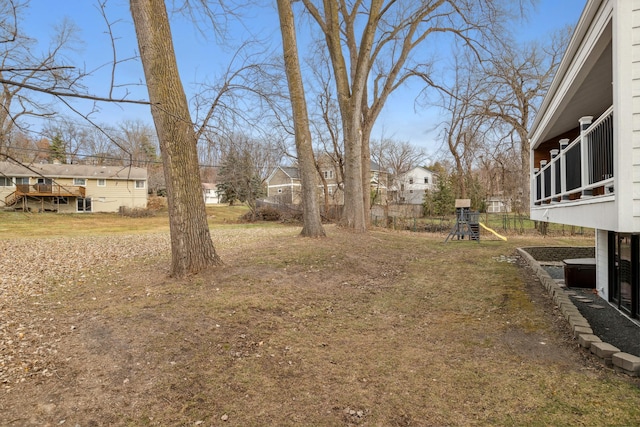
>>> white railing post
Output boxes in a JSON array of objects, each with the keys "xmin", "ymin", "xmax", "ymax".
[
  {"xmin": 559, "ymin": 138, "xmax": 569, "ymax": 200},
  {"xmin": 540, "ymin": 160, "xmax": 548, "ymax": 200},
  {"xmin": 579, "ymin": 116, "xmax": 593, "ymax": 196},
  {"xmin": 550, "ymin": 148, "xmax": 559, "ymax": 202},
  {"xmin": 533, "ymin": 167, "xmax": 540, "ymax": 204}
]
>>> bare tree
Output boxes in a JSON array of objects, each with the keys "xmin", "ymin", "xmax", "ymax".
[
  {"xmin": 130, "ymin": 0, "xmax": 222, "ymax": 276},
  {"xmin": 437, "ymin": 60, "xmax": 486, "ymax": 200},
  {"xmin": 115, "ymin": 119, "xmax": 159, "ymax": 167},
  {"xmin": 0, "ymin": 0, "xmax": 82, "ymax": 150},
  {"xmin": 42, "ymin": 117, "xmax": 93, "ymax": 164},
  {"xmin": 276, "ymin": 0, "xmax": 325, "ymax": 237},
  {"xmin": 474, "ymin": 28, "xmax": 571, "ymax": 208},
  {"xmin": 301, "ymin": 0, "xmax": 512, "ymax": 231},
  {"xmin": 370, "ymin": 137, "xmax": 427, "ymax": 178},
  {"xmin": 2, "ymin": 129, "xmax": 44, "ymax": 163}
]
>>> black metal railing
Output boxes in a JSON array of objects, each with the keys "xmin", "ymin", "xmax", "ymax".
[{"xmin": 532, "ymin": 106, "xmax": 614, "ymax": 205}]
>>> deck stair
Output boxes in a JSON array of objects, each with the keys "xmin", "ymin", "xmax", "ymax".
[{"xmin": 4, "ymin": 191, "xmax": 20, "ymax": 207}]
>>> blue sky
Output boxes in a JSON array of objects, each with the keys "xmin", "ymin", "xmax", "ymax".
[{"xmin": 20, "ymin": 0, "xmax": 586, "ymax": 157}]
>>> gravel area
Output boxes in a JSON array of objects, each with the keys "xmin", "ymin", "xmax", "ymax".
[
  {"xmin": 542, "ymin": 265, "xmax": 640, "ymax": 358},
  {"xmin": 568, "ymin": 287, "xmax": 640, "ymax": 357},
  {"xmin": 0, "ymin": 233, "xmax": 170, "ymax": 390}
]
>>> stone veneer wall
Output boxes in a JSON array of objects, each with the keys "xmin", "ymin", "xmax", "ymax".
[{"xmin": 521, "ymin": 246, "xmax": 595, "ymax": 262}]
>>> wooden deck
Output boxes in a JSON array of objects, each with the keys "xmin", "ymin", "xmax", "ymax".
[{"xmin": 5, "ymin": 184, "xmax": 86, "ymax": 206}]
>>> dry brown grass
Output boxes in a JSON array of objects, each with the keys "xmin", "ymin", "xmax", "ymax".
[
  {"xmin": 2, "ymin": 219, "xmax": 640, "ymax": 426},
  {"xmin": 0, "ymin": 205, "xmax": 250, "ymax": 239}
]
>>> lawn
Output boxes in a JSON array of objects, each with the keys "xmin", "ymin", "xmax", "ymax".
[
  {"xmin": 0, "ymin": 204, "xmax": 250, "ymax": 239},
  {"xmin": 1, "ymin": 211, "xmax": 638, "ymax": 426}
]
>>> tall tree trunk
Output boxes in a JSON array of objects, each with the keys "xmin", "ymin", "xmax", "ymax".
[
  {"xmin": 518, "ymin": 127, "xmax": 530, "ymax": 211},
  {"xmin": 341, "ymin": 116, "xmax": 366, "ymax": 231},
  {"xmin": 361, "ymin": 124, "xmax": 373, "ymax": 227},
  {"xmin": 276, "ymin": 0, "xmax": 325, "ymax": 237},
  {"xmin": 130, "ymin": 0, "xmax": 222, "ymax": 277}
]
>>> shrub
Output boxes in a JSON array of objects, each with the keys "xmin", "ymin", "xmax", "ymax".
[
  {"xmin": 119, "ymin": 206, "xmax": 155, "ymax": 218},
  {"xmin": 241, "ymin": 206, "xmax": 282, "ymax": 222}
]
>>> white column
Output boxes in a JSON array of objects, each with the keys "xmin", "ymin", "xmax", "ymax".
[
  {"xmin": 579, "ymin": 116, "xmax": 593, "ymax": 196},
  {"xmin": 559, "ymin": 139, "xmax": 569, "ymax": 200},
  {"xmin": 540, "ymin": 160, "xmax": 548, "ymax": 200},
  {"xmin": 550, "ymin": 149, "xmax": 559, "ymax": 202}
]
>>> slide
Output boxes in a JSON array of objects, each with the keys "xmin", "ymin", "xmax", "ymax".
[{"xmin": 478, "ymin": 222, "xmax": 507, "ymax": 241}]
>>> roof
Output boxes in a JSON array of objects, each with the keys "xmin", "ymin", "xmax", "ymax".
[
  {"xmin": 280, "ymin": 166, "xmax": 300, "ymax": 179},
  {"xmin": 455, "ymin": 199, "xmax": 471, "ymax": 208},
  {"xmin": 528, "ymin": 0, "xmax": 610, "ymax": 143},
  {"xmin": 396, "ymin": 166, "xmax": 437, "ymax": 178},
  {"xmin": 265, "ymin": 165, "xmax": 301, "ymax": 184},
  {"xmin": 0, "ymin": 161, "xmax": 147, "ymax": 180}
]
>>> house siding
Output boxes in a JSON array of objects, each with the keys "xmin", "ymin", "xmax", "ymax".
[
  {"xmin": 0, "ymin": 163, "xmax": 147, "ymax": 213},
  {"xmin": 0, "ymin": 177, "xmax": 147, "ymax": 213},
  {"xmin": 630, "ymin": 1, "xmax": 640, "ymax": 228},
  {"xmin": 391, "ymin": 167, "xmax": 436, "ymax": 205},
  {"xmin": 83, "ymin": 179, "xmax": 147, "ymax": 212},
  {"xmin": 266, "ymin": 168, "xmax": 301, "ymax": 204},
  {"xmin": 630, "ymin": 0, "xmax": 640, "ymax": 229},
  {"xmin": 596, "ymin": 229, "xmax": 610, "ymax": 299},
  {"xmin": 267, "ymin": 169, "xmax": 292, "ymax": 188}
]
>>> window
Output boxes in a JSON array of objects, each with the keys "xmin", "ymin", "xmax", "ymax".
[
  {"xmin": 77, "ymin": 197, "xmax": 92, "ymax": 212},
  {"xmin": 15, "ymin": 177, "xmax": 28, "ymax": 185},
  {"xmin": 323, "ymin": 170, "xmax": 333, "ymax": 179},
  {"xmin": 73, "ymin": 178, "xmax": 86, "ymax": 186},
  {"xmin": 328, "ymin": 187, "xmax": 333, "ymax": 195},
  {"xmin": 97, "ymin": 179, "xmax": 106, "ymax": 187},
  {"xmin": 135, "ymin": 180, "xmax": 146, "ymax": 189},
  {"xmin": 0, "ymin": 177, "xmax": 12, "ymax": 186},
  {"xmin": 409, "ymin": 190, "xmax": 414, "ymax": 193},
  {"xmin": 409, "ymin": 178, "xmax": 414, "ymax": 184},
  {"xmin": 424, "ymin": 177, "xmax": 429, "ymax": 184},
  {"xmin": 278, "ymin": 188, "xmax": 283, "ymax": 193},
  {"xmin": 54, "ymin": 197, "xmax": 68, "ymax": 205}
]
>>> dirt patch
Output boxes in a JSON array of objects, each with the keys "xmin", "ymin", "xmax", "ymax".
[{"xmin": 2, "ymin": 227, "xmax": 640, "ymax": 426}]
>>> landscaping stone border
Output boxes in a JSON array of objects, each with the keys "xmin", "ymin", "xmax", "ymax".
[{"xmin": 517, "ymin": 247, "xmax": 640, "ymax": 377}]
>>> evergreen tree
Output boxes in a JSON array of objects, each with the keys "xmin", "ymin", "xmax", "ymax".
[
  {"xmin": 429, "ymin": 174, "xmax": 455, "ymax": 217},
  {"xmin": 216, "ymin": 149, "xmax": 265, "ymax": 218},
  {"xmin": 50, "ymin": 133, "xmax": 66, "ymax": 163}
]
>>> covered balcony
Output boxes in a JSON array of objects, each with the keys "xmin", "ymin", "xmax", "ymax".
[{"xmin": 532, "ymin": 106, "xmax": 613, "ymax": 206}]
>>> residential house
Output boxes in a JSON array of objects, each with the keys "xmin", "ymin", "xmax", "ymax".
[
  {"xmin": 0, "ymin": 161, "xmax": 147, "ymax": 213},
  {"xmin": 202, "ymin": 183, "xmax": 220, "ymax": 204},
  {"xmin": 265, "ymin": 159, "xmax": 388, "ymax": 205},
  {"xmin": 485, "ymin": 196, "xmax": 511, "ymax": 213},
  {"xmin": 390, "ymin": 166, "xmax": 437, "ymax": 205},
  {"xmin": 529, "ymin": 0, "xmax": 640, "ymax": 319},
  {"xmin": 265, "ymin": 166, "xmax": 302, "ymax": 205}
]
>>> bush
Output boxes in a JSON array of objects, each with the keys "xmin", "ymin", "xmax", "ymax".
[
  {"xmin": 241, "ymin": 206, "xmax": 282, "ymax": 222},
  {"xmin": 119, "ymin": 206, "xmax": 155, "ymax": 218},
  {"xmin": 146, "ymin": 196, "xmax": 168, "ymax": 211}
]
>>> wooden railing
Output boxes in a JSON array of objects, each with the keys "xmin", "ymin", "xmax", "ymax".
[
  {"xmin": 533, "ymin": 106, "xmax": 614, "ymax": 205},
  {"xmin": 5, "ymin": 184, "xmax": 85, "ymax": 206}
]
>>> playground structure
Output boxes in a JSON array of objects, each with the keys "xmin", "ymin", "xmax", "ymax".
[
  {"xmin": 445, "ymin": 199, "xmax": 479, "ymax": 242},
  {"xmin": 445, "ymin": 199, "xmax": 507, "ymax": 242}
]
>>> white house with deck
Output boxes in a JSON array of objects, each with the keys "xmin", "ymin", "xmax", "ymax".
[{"xmin": 529, "ymin": 0, "xmax": 640, "ymax": 319}]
